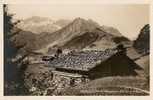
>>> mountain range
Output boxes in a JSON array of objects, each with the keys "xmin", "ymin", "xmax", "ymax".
[
  {"xmin": 11, "ymin": 17, "xmax": 148, "ymax": 56},
  {"xmin": 17, "ymin": 16, "xmax": 71, "ymax": 34}
]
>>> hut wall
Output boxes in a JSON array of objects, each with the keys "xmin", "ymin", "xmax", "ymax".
[{"xmin": 52, "ymin": 71, "xmax": 89, "ymax": 87}]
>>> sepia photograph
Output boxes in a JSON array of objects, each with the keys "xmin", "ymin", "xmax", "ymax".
[{"xmin": 3, "ymin": 3, "xmax": 150, "ymax": 96}]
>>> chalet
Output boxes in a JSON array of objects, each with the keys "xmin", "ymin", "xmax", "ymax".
[{"xmin": 47, "ymin": 45, "xmax": 142, "ymax": 85}]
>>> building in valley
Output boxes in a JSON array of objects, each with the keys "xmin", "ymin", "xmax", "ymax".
[{"xmin": 47, "ymin": 45, "xmax": 142, "ymax": 85}]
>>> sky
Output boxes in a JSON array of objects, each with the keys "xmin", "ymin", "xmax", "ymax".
[{"xmin": 8, "ymin": 4, "xmax": 149, "ymax": 40}]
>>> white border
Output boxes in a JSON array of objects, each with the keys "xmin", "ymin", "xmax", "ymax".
[
  {"xmin": 0, "ymin": 0, "xmax": 152, "ymax": 100},
  {"xmin": 0, "ymin": 0, "xmax": 152, "ymax": 4},
  {"xmin": 0, "ymin": 3, "xmax": 3, "ymax": 98}
]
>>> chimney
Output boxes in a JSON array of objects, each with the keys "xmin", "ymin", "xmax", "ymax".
[{"xmin": 55, "ymin": 48, "xmax": 62, "ymax": 58}]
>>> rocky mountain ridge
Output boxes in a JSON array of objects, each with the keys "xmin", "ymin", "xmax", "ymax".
[
  {"xmin": 12, "ymin": 17, "xmax": 131, "ymax": 54},
  {"xmin": 17, "ymin": 16, "xmax": 71, "ymax": 34}
]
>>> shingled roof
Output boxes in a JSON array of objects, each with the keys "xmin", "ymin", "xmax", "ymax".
[{"xmin": 48, "ymin": 49, "xmax": 118, "ymax": 71}]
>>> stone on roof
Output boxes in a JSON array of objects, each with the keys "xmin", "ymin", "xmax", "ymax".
[{"xmin": 48, "ymin": 49, "xmax": 118, "ymax": 71}]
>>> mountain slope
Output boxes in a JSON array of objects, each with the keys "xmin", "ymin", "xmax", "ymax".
[
  {"xmin": 36, "ymin": 18, "xmax": 132, "ymax": 53},
  {"xmin": 52, "ymin": 17, "xmax": 100, "ymax": 42},
  {"xmin": 12, "ymin": 17, "xmax": 132, "ymax": 54},
  {"xmin": 62, "ymin": 28, "xmax": 115, "ymax": 50},
  {"xmin": 37, "ymin": 18, "xmax": 102, "ymax": 51},
  {"xmin": 133, "ymin": 24, "xmax": 150, "ymax": 54},
  {"xmin": 100, "ymin": 25, "xmax": 122, "ymax": 37},
  {"xmin": 17, "ymin": 16, "xmax": 71, "ymax": 34},
  {"xmin": 38, "ymin": 18, "xmax": 120, "ymax": 52}
]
